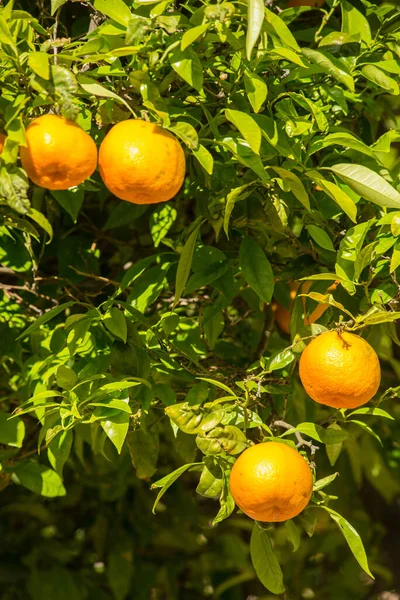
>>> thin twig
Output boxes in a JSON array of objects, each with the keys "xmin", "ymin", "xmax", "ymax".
[{"xmin": 273, "ymin": 420, "xmax": 320, "ymax": 457}]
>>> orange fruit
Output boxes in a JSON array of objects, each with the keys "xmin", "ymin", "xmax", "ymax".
[
  {"xmin": 273, "ymin": 281, "xmax": 338, "ymax": 335},
  {"xmin": 230, "ymin": 442, "xmax": 313, "ymax": 522},
  {"xmin": 0, "ymin": 133, "xmax": 6, "ymax": 155},
  {"xmin": 20, "ymin": 115, "xmax": 97, "ymax": 190},
  {"xmin": 288, "ymin": 0, "xmax": 324, "ymax": 7},
  {"xmin": 98, "ymin": 120, "xmax": 186, "ymax": 205},
  {"xmin": 299, "ymin": 331, "xmax": 381, "ymax": 409}
]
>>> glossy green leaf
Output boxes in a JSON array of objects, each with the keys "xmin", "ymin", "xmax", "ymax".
[
  {"xmin": 103, "ymin": 308, "xmax": 127, "ymax": 343},
  {"xmin": 28, "ymin": 52, "xmax": 50, "ymax": 80},
  {"xmin": 174, "ymin": 223, "xmax": 202, "ymax": 307},
  {"xmin": 48, "ymin": 430, "xmax": 73, "ymax": 476},
  {"xmin": 265, "ymin": 8, "xmax": 299, "ymax": 51},
  {"xmin": 239, "ymin": 236, "xmax": 274, "ymax": 304},
  {"xmin": 101, "ymin": 412, "xmax": 130, "ymax": 454},
  {"xmin": 56, "ymin": 365, "xmax": 78, "ymax": 390},
  {"xmin": 181, "ymin": 23, "xmax": 208, "ymax": 51},
  {"xmin": 313, "ymin": 472, "xmax": 338, "ymax": 492},
  {"xmin": 302, "ymin": 48, "xmax": 354, "ymax": 92},
  {"xmin": 196, "ymin": 425, "xmax": 248, "ymax": 455},
  {"xmin": 361, "ymin": 65, "xmax": 399, "ymax": 95},
  {"xmin": 322, "ymin": 507, "xmax": 374, "ymax": 578},
  {"xmin": 170, "ymin": 47, "xmax": 203, "ymax": 91},
  {"xmin": 285, "ymin": 520, "xmax": 300, "ymax": 552},
  {"xmin": 250, "ymin": 524, "xmax": 285, "ymax": 594},
  {"xmin": 193, "ymin": 144, "xmax": 214, "ymax": 175},
  {"xmin": 12, "ymin": 462, "xmax": 66, "ymax": 497},
  {"xmin": 244, "ymin": 70, "xmax": 268, "ymax": 113},
  {"xmin": 296, "ymin": 422, "xmax": 349, "ymax": 444},
  {"xmin": 246, "ymin": 0, "xmax": 264, "ymax": 60},
  {"xmin": 341, "ymin": 1, "xmax": 371, "ymax": 45},
  {"xmin": 93, "ymin": 0, "xmax": 132, "ymax": 26},
  {"xmin": 309, "ymin": 172, "xmax": 357, "ymax": 223},
  {"xmin": 151, "ymin": 462, "xmax": 202, "ymax": 513},
  {"xmin": 272, "ymin": 167, "xmax": 310, "ymax": 210},
  {"xmin": 0, "ymin": 412, "xmax": 25, "ymax": 448},
  {"xmin": 17, "ymin": 302, "xmax": 75, "ymax": 340},
  {"xmin": 307, "ymin": 225, "xmax": 335, "ymax": 252},
  {"xmin": 225, "ymin": 109, "xmax": 261, "ymax": 154},
  {"xmin": 331, "ymin": 164, "xmax": 400, "ymax": 209}
]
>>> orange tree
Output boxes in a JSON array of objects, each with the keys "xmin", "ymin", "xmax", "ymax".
[{"xmin": 1, "ymin": 0, "xmax": 400, "ymax": 598}]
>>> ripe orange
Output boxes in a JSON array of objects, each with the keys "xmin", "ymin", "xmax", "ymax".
[
  {"xmin": 98, "ymin": 120, "xmax": 186, "ymax": 205},
  {"xmin": 230, "ymin": 442, "xmax": 313, "ymax": 522},
  {"xmin": 273, "ymin": 281, "xmax": 338, "ymax": 335},
  {"xmin": 20, "ymin": 115, "xmax": 97, "ymax": 190},
  {"xmin": 0, "ymin": 133, "xmax": 5, "ymax": 155},
  {"xmin": 299, "ymin": 331, "xmax": 381, "ymax": 409},
  {"xmin": 288, "ymin": 0, "xmax": 324, "ymax": 7}
]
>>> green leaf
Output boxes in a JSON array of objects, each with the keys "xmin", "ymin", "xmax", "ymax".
[
  {"xmin": 56, "ymin": 365, "xmax": 78, "ymax": 390},
  {"xmin": 347, "ymin": 407, "xmax": 394, "ymax": 420},
  {"xmin": 213, "ymin": 473, "xmax": 235, "ymax": 525},
  {"xmin": 224, "ymin": 183, "xmax": 254, "ymax": 238},
  {"xmin": 51, "ymin": 187, "xmax": 85, "ymax": 223},
  {"xmin": 101, "ymin": 412, "xmax": 130, "ymax": 454},
  {"xmin": 170, "ymin": 47, "xmax": 203, "ymax": 92},
  {"xmin": 325, "ymin": 423, "xmax": 344, "ymax": 467},
  {"xmin": 331, "ymin": 164, "xmax": 400, "ymax": 209},
  {"xmin": 17, "ymin": 301, "xmax": 75, "ymax": 340},
  {"xmin": 341, "ymin": 0, "xmax": 371, "ymax": 45},
  {"xmin": 239, "ymin": 236, "xmax": 274, "ymax": 304},
  {"xmin": 197, "ymin": 378, "xmax": 237, "ymax": 397},
  {"xmin": 48, "ymin": 430, "xmax": 73, "ymax": 476},
  {"xmin": 272, "ymin": 167, "xmax": 310, "ymax": 210},
  {"xmin": 307, "ymin": 225, "xmax": 335, "ymax": 252},
  {"xmin": 296, "ymin": 423, "xmax": 349, "ymax": 444},
  {"xmin": 12, "ymin": 462, "xmax": 66, "ymax": 497},
  {"xmin": 0, "ymin": 413, "xmax": 25, "ymax": 448},
  {"xmin": 285, "ymin": 520, "xmax": 300, "ymax": 552},
  {"xmin": 225, "ymin": 109, "xmax": 261, "ymax": 154},
  {"xmin": 309, "ymin": 172, "xmax": 357, "ymax": 223},
  {"xmin": 0, "ymin": 166, "xmax": 30, "ymax": 214},
  {"xmin": 265, "ymin": 8, "xmax": 299, "ymax": 51},
  {"xmin": 196, "ymin": 425, "xmax": 248, "ymax": 455},
  {"xmin": 203, "ymin": 309, "xmax": 224, "ymax": 350},
  {"xmin": 150, "ymin": 204, "xmax": 177, "ymax": 248},
  {"xmin": 128, "ymin": 427, "xmax": 159, "ymax": 479},
  {"xmin": 174, "ymin": 223, "xmax": 202, "ymax": 308},
  {"xmin": 244, "ymin": 70, "xmax": 268, "ymax": 113},
  {"xmin": 27, "ymin": 208, "xmax": 53, "ymax": 243},
  {"xmin": 28, "ymin": 51, "xmax": 50, "ymax": 80},
  {"xmin": 250, "ymin": 524, "xmax": 285, "ymax": 594},
  {"xmin": 246, "ymin": 0, "xmax": 264, "ymax": 60},
  {"xmin": 313, "ymin": 472, "xmax": 338, "ymax": 492},
  {"xmin": 181, "ymin": 23, "xmax": 209, "ymax": 51},
  {"xmin": 166, "ymin": 403, "xmax": 224, "ymax": 435},
  {"xmin": 193, "ymin": 144, "xmax": 213, "ymax": 175},
  {"xmin": 93, "ymin": 0, "xmax": 132, "ymax": 26},
  {"xmin": 390, "ymin": 240, "xmax": 400, "ymax": 273},
  {"xmin": 196, "ymin": 462, "xmax": 223, "ymax": 498},
  {"xmin": 302, "ymin": 48, "xmax": 354, "ymax": 92},
  {"xmin": 151, "ymin": 462, "xmax": 202, "ymax": 513},
  {"xmin": 78, "ymin": 75, "xmax": 134, "ymax": 114},
  {"xmin": 361, "ymin": 65, "xmax": 399, "ymax": 95},
  {"xmin": 51, "ymin": 0, "xmax": 68, "ymax": 14},
  {"xmin": 168, "ymin": 121, "xmax": 198, "ymax": 150},
  {"xmin": 264, "ymin": 348, "xmax": 295, "ymax": 372},
  {"xmin": 104, "ymin": 308, "xmax": 127, "ymax": 343},
  {"xmin": 322, "ymin": 507, "xmax": 374, "ymax": 578}
]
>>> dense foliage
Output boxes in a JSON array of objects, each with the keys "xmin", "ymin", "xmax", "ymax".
[{"xmin": 1, "ymin": 0, "xmax": 400, "ymax": 598}]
